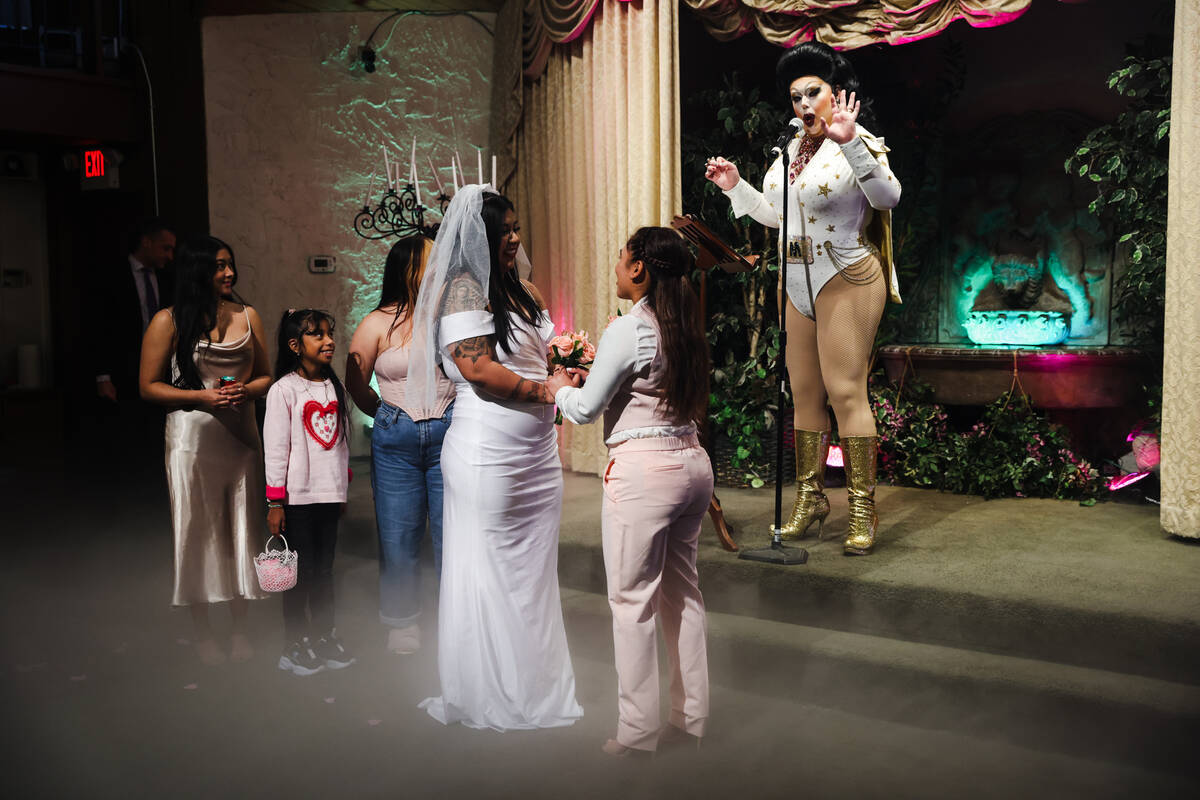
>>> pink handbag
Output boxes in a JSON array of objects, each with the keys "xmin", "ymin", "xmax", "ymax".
[{"xmin": 254, "ymin": 535, "xmax": 298, "ymax": 592}]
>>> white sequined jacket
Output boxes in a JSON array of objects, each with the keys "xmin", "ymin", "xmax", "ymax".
[{"xmin": 724, "ymin": 124, "xmax": 903, "ymax": 304}]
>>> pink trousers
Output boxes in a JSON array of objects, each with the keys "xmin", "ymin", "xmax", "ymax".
[{"xmin": 602, "ymin": 434, "xmax": 714, "ymax": 750}]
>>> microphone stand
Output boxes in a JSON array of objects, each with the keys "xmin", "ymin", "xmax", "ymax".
[{"xmin": 740, "ymin": 120, "xmax": 809, "ymax": 566}]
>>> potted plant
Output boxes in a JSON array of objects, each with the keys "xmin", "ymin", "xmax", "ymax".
[{"xmin": 682, "ymin": 74, "xmax": 791, "ymax": 487}]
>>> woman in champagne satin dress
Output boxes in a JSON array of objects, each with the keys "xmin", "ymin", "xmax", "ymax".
[{"xmin": 140, "ymin": 236, "xmax": 273, "ymax": 665}]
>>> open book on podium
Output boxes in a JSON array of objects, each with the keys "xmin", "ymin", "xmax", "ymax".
[{"xmin": 671, "ymin": 214, "xmax": 758, "ymax": 273}]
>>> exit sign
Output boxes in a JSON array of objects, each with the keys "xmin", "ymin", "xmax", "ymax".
[
  {"xmin": 80, "ymin": 147, "xmax": 119, "ymax": 190},
  {"xmin": 84, "ymin": 149, "xmax": 105, "ymax": 178}
]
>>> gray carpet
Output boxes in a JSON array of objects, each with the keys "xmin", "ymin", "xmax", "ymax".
[{"xmin": 1, "ymin": 459, "xmax": 1197, "ymax": 798}]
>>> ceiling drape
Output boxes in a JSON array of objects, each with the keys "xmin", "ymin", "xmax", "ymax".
[{"xmin": 682, "ymin": 0, "xmax": 1036, "ymax": 50}]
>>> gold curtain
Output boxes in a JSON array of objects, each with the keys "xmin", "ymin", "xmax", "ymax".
[
  {"xmin": 512, "ymin": 0, "xmax": 681, "ymax": 475},
  {"xmin": 1161, "ymin": 1, "xmax": 1200, "ymax": 539},
  {"xmin": 524, "ymin": 0, "xmax": 606, "ymax": 77},
  {"xmin": 682, "ymin": 0, "xmax": 1034, "ymax": 49}
]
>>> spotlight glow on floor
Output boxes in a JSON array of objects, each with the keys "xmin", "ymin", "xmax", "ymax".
[{"xmin": 1107, "ymin": 471, "xmax": 1150, "ymax": 491}]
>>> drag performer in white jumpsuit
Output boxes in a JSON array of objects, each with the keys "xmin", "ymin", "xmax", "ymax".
[{"xmin": 706, "ymin": 41, "xmax": 901, "ymax": 555}]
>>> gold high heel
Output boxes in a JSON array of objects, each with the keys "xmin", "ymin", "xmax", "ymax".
[
  {"xmin": 779, "ymin": 429, "xmax": 831, "ymax": 541},
  {"xmin": 842, "ymin": 435, "xmax": 879, "ymax": 556}
]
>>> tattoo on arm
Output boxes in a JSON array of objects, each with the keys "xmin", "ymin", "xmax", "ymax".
[
  {"xmin": 444, "ymin": 274, "xmax": 488, "ymax": 314},
  {"xmin": 450, "ymin": 335, "xmax": 492, "ymax": 366},
  {"xmin": 507, "ymin": 377, "xmax": 550, "ymax": 404}
]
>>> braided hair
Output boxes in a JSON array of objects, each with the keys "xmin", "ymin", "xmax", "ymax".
[{"xmin": 625, "ymin": 227, "xmax": 709, "ymax": 425}]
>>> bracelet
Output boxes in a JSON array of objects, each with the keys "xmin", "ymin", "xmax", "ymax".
[{"xmin": 266, "ymin": 502, "xmax": 283, "ymax": 509}]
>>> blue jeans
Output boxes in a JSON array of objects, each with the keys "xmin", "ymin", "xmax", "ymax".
[{"xmin": 371, "ymin": 400, "xmax": 452, "ymax": 628}]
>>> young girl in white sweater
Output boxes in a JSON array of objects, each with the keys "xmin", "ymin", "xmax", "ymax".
[{"xmin": 264, "ymin": 309, "xmax": 354, "ymax": 676}]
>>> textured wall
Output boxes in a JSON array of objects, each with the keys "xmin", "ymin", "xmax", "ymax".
[{"xmin": 202, "ymin": 12, "xmax": 494, "ymax": 453}]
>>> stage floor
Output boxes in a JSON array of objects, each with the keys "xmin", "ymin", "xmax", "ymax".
[
  {"xmin": 2, "ymin": 459, "xmax": 1197, "ymax": 798},
  {"xmin": 559, "ymin": 472, "xmax": 1200, "ymax": 682}
]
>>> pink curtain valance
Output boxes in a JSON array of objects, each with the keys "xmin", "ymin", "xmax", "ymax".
[{"xmin": 682, "ymin": 0, "xmax": 1045, "ymax": 50}]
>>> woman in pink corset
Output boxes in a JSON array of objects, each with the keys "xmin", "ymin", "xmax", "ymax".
[{"xmin": 548, "ymin": 226, "xmax": 714, "ymax": 756}]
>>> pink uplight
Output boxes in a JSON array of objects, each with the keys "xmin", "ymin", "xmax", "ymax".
[
  {"xmin": 826, "ymin": 444, "xmax": 844, "ymax": 468},
  {"xmin": 1107, "ymin": 471, "xmax": 1150, "ymax": 491}
]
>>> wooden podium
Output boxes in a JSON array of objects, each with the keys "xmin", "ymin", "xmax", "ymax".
[
  {"xmin": 672, "ymin": 214, "xmax": 757, "ymax": 274},
  {"xmin": 671, "ymin": 214, "xmax": 758, "ymax": 553}
]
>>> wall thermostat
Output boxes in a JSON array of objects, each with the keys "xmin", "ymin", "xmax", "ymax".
[{"xmin": 308, "ymin": 255, "xmax": 336, "ymax": 274}]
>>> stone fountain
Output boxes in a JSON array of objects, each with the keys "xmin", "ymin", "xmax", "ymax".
[{"xmin": 879, "ymin": 111, "xmax": 1145, "ymax": 411}]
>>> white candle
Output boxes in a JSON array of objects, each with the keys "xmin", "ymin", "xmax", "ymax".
[
  {"xmin": 476, "ymin": 148, "xmax": 483, "ymax": 185},
  {"xmin": 413, "ymin": 158, "xmax": 421, "ymax": 205},
  {"xmin": 449, "ymin": 159, "xmax": 458, "ymax": 191},
  {"xmin": 410, "ymin": 136, "xmax": 417, "ymax": 186},
  {"xmin": 491, "ymin": 155, "xmax": 497, "ymax": 189},
  {"xmin": 364, "ymin": 166, "xmax": 376, "ymax": 206},
  {"xmin": 382, "ymin": 146, "xmax": 392, "ymax": 189},
  {"xmin": 427, "ymin": 154, "xmax": 444, "ymax": 195}
]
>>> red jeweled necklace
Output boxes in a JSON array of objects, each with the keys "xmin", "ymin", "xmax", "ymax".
[{"xmin": 789, "ymin": 134, "xmax": 825, "ymax": 185}]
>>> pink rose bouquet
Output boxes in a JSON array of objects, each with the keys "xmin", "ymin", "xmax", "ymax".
[
  {"xmin": 548, "ymin": 330, "xmax": 596, "ymax": 371},
  {"xmin": 548, "ymin": 329, "xmax": 595, "ymax": 424}
]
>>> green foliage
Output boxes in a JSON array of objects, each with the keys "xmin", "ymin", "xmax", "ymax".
[
  {"xmin": 708, "ymin": 326, "xmax": 781, "ymax": 488},
  {"xmin": 872, "ymin": 378, "xmax": 1103, "ymax": 501},
  {"xmin": 1065, "ymin": 54, "xmax": 1171, "ymax": 348},
  {"xmin": 682, "ymin": 74, "xmax": 790, "ymax": 486},
  {"xmin": 871, "ymin": 379, "xmax": 957, "ymax": 488}
]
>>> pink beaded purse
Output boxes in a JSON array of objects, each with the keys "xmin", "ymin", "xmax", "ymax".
[{"xmin": 254, "ymin": 535, "xmax": 298, "ymax": 592}]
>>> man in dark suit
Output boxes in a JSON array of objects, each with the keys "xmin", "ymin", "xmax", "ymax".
[
  {"xmin": 95, "ymin": 217, "xmax": 177, "ymax": 403},
  {"xmin": 91, "ymin": 217, "xmax": 176, "ymax": 470}
]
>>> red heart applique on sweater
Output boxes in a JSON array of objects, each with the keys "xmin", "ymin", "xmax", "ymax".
[{"xmin": 302, "ymin": 400, "xmax": 339, "ymax": 450}]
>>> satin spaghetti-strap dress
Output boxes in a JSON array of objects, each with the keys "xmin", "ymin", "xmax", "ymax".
[{"xmin": 165, "ymin": 310, "xmax": 268, "ymax": 605}]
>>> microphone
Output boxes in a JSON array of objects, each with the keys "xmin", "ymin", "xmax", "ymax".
[{"xmin": 771, "ymin": 118, "xmax": 804, "ymax": 158}]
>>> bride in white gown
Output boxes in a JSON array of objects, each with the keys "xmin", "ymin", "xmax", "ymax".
[{"xmin": 409, "ymin": 185, "xmax": 583, "ymax": 731}]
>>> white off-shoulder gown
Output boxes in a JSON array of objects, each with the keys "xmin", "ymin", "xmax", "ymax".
[{"xmin": 419, "ymin": 308, "xmax": 583, "ymax": 731}]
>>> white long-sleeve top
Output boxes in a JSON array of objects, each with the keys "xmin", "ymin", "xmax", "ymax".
[
  {"xmin": 724, "ymin": 125, "xmax": 902, "ymax": 304},
  {"xmin": 554, "ymin": 298, "xmax": 695, "ymax": 445},
  {"xmin": 264, "ymin": 372, "xmax": 351, "ymax": 505}
]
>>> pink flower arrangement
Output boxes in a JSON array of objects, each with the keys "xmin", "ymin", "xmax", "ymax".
[
  {"xmin": 548, "ymin": 329, "xmax": 595, "ymax": 426},
  {"xmin": 548, "ymin": 330, "xmax": 596, "ymax": 370}
]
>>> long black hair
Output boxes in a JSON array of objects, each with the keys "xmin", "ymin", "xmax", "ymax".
[
  {"xmin": 775, "ymin": 40, "xmax": 879, "ymax": 133},
  {"xmin": 481, "ymin": 193, "xmax": 541, "ymax": 353},
  {"xmin": 377, "ymin": 235, "xmax": 431, "ymax": 340},
  {"xmin": 625, "ymin": 227, "xmax": 709, "ymax": 425},
  {"xmin": 274, "ymin": 309, "xmax": 350, "ymax": 438},
  {"xmin": 171, "ymin": 235, "xmax": 245, "ymax": 391}
]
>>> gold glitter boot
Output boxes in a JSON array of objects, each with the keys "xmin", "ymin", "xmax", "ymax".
[
  {"xmin": 842, "ymin": 435, "xmax": 879, "ymax": 555},
  {"xmin": 779, "ymin": 429, "xmax": 831, "ymax": 541}
]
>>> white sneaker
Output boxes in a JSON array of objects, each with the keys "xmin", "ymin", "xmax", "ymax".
[{"xmin": 387, "ymin": 624, "xmax": 420, "ymax": 654}]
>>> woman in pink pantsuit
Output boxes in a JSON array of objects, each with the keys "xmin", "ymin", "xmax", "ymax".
[{"xmin": 548, "ymin": 226, "xmax": 714, "ymax": 756}]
